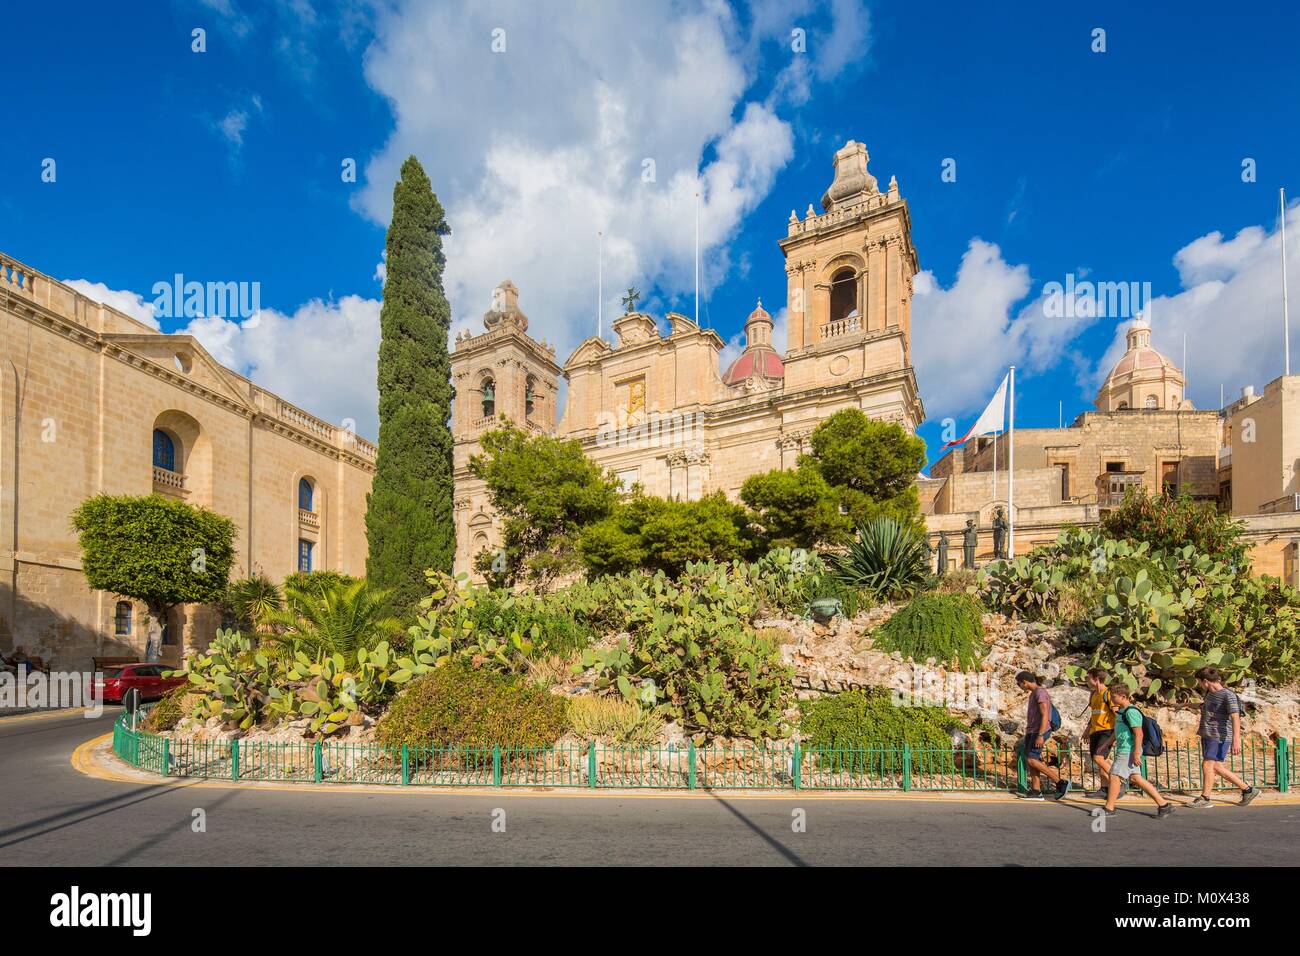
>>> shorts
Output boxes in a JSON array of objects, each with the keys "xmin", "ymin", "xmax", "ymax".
[
  {"xmin": 1110, "ymin": 753, "xmax": 1141, "ymax": 779},
  {"xmin": 1023, "ymin": 733, "xmax": 1051, "ymax": 762},
  {"xmin": 1202, "ymin": 737, "xmax": 1233, "ymax": 762},
  {"xmin": 1089, "ymin": 730, "xmax": 1115, "ymax": 758}
]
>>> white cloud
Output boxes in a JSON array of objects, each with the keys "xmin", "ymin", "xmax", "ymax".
[
  {"xmin": 185, "ymin": 295, "xmax": 382, "ymax": 439},
  {"xmin": 910, "ymin": 240, "xmax": 1032, "ymax": 420},
  {"xmin": 1087, "ymin": 203, "xmax": 1300, "ymax": 407},
  {"xmin": 62, "ymin": 279, "xmax": 160, "ymax": 329},
  {"xmin": 357, "ymin": 0, "xmax": 843, "ymax": 367}
]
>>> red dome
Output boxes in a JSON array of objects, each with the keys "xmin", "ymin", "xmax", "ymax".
[{"xmin": 722, "ymin": 348, "xmax": 785, "ymax": 386}]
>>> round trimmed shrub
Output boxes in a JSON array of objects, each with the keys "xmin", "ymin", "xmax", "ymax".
[
  {"xmin": 798, "ymin": 688, "xmax": 959, "ymax": 772},
  {"xmin": 375, "ymin": 662, "xmax": 568, "ymax": 750}
]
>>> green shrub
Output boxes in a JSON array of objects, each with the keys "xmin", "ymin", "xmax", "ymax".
[
  {"xmin": 473, "ymin": 590, "xmax": 598, "ymax": 657},
  {"xmin": 143, "ymin": 685, "xmax": 188, "ymax": 732},
  {"xmin": 283, "ymin": 570, "xmax": 360, "ymax": 594},
  {"xmin": 578, "ymin": 492, "xmax": 756, "ymax": 577},
  {"xmin": 1101, "ymin": 491, "xmax": 1248, "ymax": 567},
  {"xmin": 798, "ymin": 688, "xmax": 958, "ymax": 771},
  {"xmin": 872, "ymin": 594, "xmax": 985, "ymax": 671},
  {"xmin": 567, "ymin": 695, "xmax": 663, "ymax": 746},
  {"xmin": 831, "ymin": 517, "xmax": 929, "ymax": 600},
  {"xmin": 375, "ymin": 662, "xmax": 569, "ymax": 750}
]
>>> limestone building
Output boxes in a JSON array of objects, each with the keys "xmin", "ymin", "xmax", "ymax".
[
  {"xmin": 451, "ymin": 140, "xmax": 925, "ymax": 576},
  {"xmin": 1, "ymin": 253, "xmax": 375, "ymax": 671},
  {"xmin": 925, "ymin": 316, "xmax": 1220, "ymax": 562}
]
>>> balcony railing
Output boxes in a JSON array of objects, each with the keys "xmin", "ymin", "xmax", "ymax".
[
  {"xmin": 152, "ymin": 466, "xmax": 187, "ymax": 493},
  {"xmin": 820, "ymin": 316, "xmax": 862, "ymax": 339},
  {"xmin": 298, "ymin": 508, "xmax": 320, "ymax": 529}
]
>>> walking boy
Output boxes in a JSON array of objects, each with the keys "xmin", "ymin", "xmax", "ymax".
[
  {"xmin": 1102, "ymin": 685, "xmax": 1175, "ymax": 818},
  {"xmin": 1015, "ymin": 671, "xmax": 1070, "ymax": 800},
  {"xmin": 1188, "ymin": 666, "xmax": 1262, "ymax": 808},
  {"xmin": 1081, "ymin": 668, "xmax": 1118, "ymax": 799}
]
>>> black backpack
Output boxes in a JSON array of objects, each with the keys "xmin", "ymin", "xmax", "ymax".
[{"xmin": 1124, "ymin": 705, "xmax": 1165, "ymax": 757}]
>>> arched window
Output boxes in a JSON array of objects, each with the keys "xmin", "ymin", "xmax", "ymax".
[
  {"xmin": 114, "ymin": 602, "xmax": 132, "ymax": 636},
  {"xmin": 830, "ymin": 268, "xmax": 858, "ymax": 324},
  {"xmin": 1117, "ymin": 401, "xmax": 1129, "ymax": 410},
  {"xmin": 1144, "ymin": 395, "xmax": 1159, "ymax": 409},
  {"xmin": 481, "ymin": 378, "xmax": 496, "ymax": 419},
  {"xmin": 525, "ymin": 376, "xmax": 537, "ymax": 418},
  {"xmin": 153, "ymin": 429, "xmax": 176, "ymax": 471},
  {"xmin": 298, "ymin": 477, "xmax": 314, "ymax": 512}
]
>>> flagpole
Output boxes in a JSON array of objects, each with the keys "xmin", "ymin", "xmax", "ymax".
[
  {"xmin": 694, "ymin": 187, "xmax": 701, "ymax": 327},
  {"xmin": 1008, "ymin": 366, "xmax": 1016, "ymax": 557},
  {"xmin": 1283, "ymin": 187, "xmax": 1291, "ymax": 376}
]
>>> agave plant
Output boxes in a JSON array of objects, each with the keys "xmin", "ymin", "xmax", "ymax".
[
  {"xmin": 830, "ymin": 517, "xmax": 930, "ymax": 601},
  {"xmin": 265, "ymin": 580, "xmax": 402, "ymax": 663}
]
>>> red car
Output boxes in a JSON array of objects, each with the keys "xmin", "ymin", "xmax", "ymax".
[{"xmin": 95, "ymin": 664, "xmax": 186, "ymax": 704}]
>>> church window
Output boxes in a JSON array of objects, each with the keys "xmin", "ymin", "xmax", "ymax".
[
  {"xmin": 481, "ymin": 378, "xmax": 495, "ymax": 419},
  {"xmin": 153, "ymin": 429, "xmax": 177, "ymax": 471},
  {"xmin": 830, "ymin": 268, "xmax": 858, "ymax": 323},
  {"xmin": 525, "ymin": 376, "xmax": 537, "ymax": 417}
]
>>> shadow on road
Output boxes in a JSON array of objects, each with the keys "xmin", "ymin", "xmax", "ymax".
[
  {"xmin": 709, "ymin": 794, "xmax": 809, "ymax": 867},
  {"xmin": 0, "ymin": 778, "xmax": 204, "ymax": 852}
]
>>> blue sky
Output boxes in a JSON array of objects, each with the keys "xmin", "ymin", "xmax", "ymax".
[{"xmin": 3, "ymin": 0, "xmax": 1298, "ymax": 461}]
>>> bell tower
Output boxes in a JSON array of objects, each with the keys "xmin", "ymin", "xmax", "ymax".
[
  {"xmin": 777, "ymin": 140, "xmax": 923, "ymax": 430},
  {"xmin": 450, "ymin": 280, "xmax": 564, "ymax": 575}
]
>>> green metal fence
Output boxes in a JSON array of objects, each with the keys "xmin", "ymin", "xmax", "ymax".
[{"xmin": 111, "ymin": 714, "xmax": 1294, "ymax": 793}]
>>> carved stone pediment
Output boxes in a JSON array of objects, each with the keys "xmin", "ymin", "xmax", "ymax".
[{"xmin": 613, "ymin": 312, "xmax": 659, "ymax": 346}]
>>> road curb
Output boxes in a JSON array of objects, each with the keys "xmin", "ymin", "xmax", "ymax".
[{"xmin": 70, "ymin": 735, "xmax": 1300, "ymax": 805}]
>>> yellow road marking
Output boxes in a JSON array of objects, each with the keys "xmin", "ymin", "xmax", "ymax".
[
  {"xmin": 0, "ymin": 707, "xmax": 99, "ymax": 726},
  {"xmin": 69, "ymin": 735, "xmax": 1300, "ymax": 804}
]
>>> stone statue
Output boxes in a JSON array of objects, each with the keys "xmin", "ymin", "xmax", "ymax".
[
  {"xmin": 920, "ymin": 534, "xmax": 933, "ymax": 572},
  {"xmin": 935, "ymin": 533, "xmax": 949, "ymax": 574},
  {"xmin": 962, "ymin": 518, "xmax": 978, "ymax": 569},
  {"xmin": 992, "ymin": 507, "xmax": 1009, "ymax": 560}
]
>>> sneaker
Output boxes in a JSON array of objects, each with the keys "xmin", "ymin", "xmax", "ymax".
[
  {"xmin": 1086, "ymin": 787, "xmax": 1109, "ymax": 799},
  {"xmin": 1188, "ymin": 796, "xmax": 1214, "ymax": 809},
  {"xmin": 1055, "ymin": 779, "xmax": 1073, "ymax": 799},
  {"xmin": 1021, "ymin": 789, "xmax": 1045, "ymax": 800},
  {"xmin": 1239, "ymin": 786, "xmax": 1262, "ymax": 807},
  {"xmin": 1101, "ymin": 808, "xmax": 1118, "ymax": 817},
  {"xmin": 1157, "ymin": 803, "xmax": 1176, "ymax": 818}
]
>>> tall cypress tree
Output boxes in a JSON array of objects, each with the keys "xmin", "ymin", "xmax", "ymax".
[{"xmin": 365, "ymin": 156, "xmax": 454, "ymax": 612}]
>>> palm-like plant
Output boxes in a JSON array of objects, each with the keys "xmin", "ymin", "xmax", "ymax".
[
  {"xmin": 265, "ymin": 579, "xmax": 403, "ymax": 662},
  {"xmin": 831, "ymin": 517, "xmax": 930, "ymax": 601},
  {"xmin": 224, "ymin": 574, "xmax": 284, "ymax": 634}
]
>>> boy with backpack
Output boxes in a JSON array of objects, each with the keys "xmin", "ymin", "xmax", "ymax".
[
  {"xmin": 1102, "ymin": 684, "xmax": 1175, "ymax": 818},
  {"xmin": 1015, "ymin": 671, "xmax": 1070, "ymax": 800},
  {"xmin": 1081, "ymin": 667, "xmax": 1119, "ymax": 799},
  {"xmin": 1189, "ymin": 666, "xmax": 1262, "ymax": 808}
]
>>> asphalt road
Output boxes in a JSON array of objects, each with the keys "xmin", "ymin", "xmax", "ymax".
[{"xmin": 1, "ymin": 710, "xmax": 1296, "ymax": 866}]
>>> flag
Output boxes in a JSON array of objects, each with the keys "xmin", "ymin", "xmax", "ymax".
[{"xmin": 942, "ymin": 373, "xmax": 1009, "ymax": 449}]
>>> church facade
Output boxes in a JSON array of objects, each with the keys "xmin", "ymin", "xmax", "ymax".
[{"xmin": 450, "ymin": 140, "xmax": 926, "ymax": 575}]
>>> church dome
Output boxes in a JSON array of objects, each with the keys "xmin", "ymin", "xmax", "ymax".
[
  {"xmin": 722, "ymin": 297, "xmax": 785, "ymax": 387},
  {"xmin": 722, "ymin": 348, "xmax": 785, "ymax": 386},
  {"xmin": 1095, "ymin": 317, "xmax": 1189, "ymax": 412}
]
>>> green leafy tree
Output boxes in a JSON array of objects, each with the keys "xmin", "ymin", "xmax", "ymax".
[
  {"xmin": 804, "ymin": 408, "xmax": 926, "ymax": 529},
  {"xmin": 740, "ymin": 464, "xmax": 850, "ymax": 549},
  {"xmin": 365, "ymin": 155, "xmax": 455, "ymax": 614},
  {"xmin": 1101, "ymin": 490, "xmax": 1248, "ymax": 567},
  {"xmin": 469, "ymin": 422, "xmax": 622, "ymax": 586},
  {"xmin": 71, "ymin": 494, "xmax": 236, "ymax": 633},
  {"xmin": 579, "ymin": 492, "xmax": 756, "ymax": 577}
]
